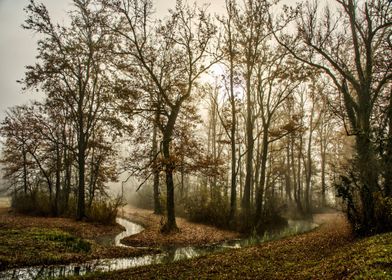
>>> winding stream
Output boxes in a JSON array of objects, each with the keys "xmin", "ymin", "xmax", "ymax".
[{"xmin": 0, "ymin": 217, "xmax": 318, "ymax": 280}]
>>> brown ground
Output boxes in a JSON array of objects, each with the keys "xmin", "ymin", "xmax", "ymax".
[{"xmin": 119, "ymin": 206, "xmax": 241, "ymax": 247}]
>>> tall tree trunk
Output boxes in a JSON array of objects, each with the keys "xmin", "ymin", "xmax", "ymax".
[
  {"xmin": 285, "ymin": 142, "xmax": 293, "ymax": 201},
  {"xmin": 296, "ymin": 134, "xmax": 304, "ymax": 214},
  {"xmin": 255, "ymin": 129, "xmax": 269, "ymax": 225},
  {"xmin": 152, "ymin": 110, "xmax": 162, "ymax": 214},
  {"xmin": 356, "ymin": 133, "xmax": 377, "ymax": 230},
  {"xmin": 225, "ymin": 0, "xmax": 243, "ymax": 222},
  {"xmin": 54, "ymin": 144, "xmax": 61, "ymax": 216},
  {"xmin": 238, "ymin": 131, "xmax": 243, "ymax": 202},
  {"xmin": 88, "ymin": 142, "xmax": 95, "ymax": 209},
  {"xmin": 228, "ymin": 26, "xmax": 237, "ymax": 221},
  {"xmin": 320, "ymin": 135, "xmax": 327, "ymax": 207},
  {"xmin": 291, "ymin": 135, "xmax": 298, "ymax": 205},
  {"xmin": 162, "ymin": 134, "xmax": 177, "ymax": 232},
  {"xmin": 160, "ymin": 104, "xmax": 181, "ymax": 232},
  {"xmin": 342, "ymin": 80, "xmax": 378, "ymax": 231},
  {"xmin": 22, "ymin": 144, "xmax": 28, "ymax": 195},
  {"xmin": 63, "ymin": 133, "xmax": 72, "ymax": 211},
  {"xmin": 304, "ymin": 104, "xmax": 314, "ymax": 214},
  {"xmin": 229, "ymin": 101, "xmax": 237, "ymax": 221},
  {"xmin": 242, "ymin": 75, "xmax": 254, "ymax": 213},
  {"xmin": 77, "ymin": 130, "xmax": 86, "ymax": 220},
  {"xmin": 254, "ymin": 133, "xmax": 261, "ymax": 206},
  {"xmin": 211, "ymin": 98, "xmax": 218, "ymax": 200},
  {"xmin": 384, "ymin": 90, "xmax": 392, "ymax": 197}
]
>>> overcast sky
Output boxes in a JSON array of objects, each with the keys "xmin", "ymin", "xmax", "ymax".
[{"xmin": 0, "ymin": 0, "xmax": 226, "ymax": 122}]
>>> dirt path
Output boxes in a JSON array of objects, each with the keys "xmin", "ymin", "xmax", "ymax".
[{"xmin": 119, "ymin": 206, "xmax": 240, "ymax": 247}]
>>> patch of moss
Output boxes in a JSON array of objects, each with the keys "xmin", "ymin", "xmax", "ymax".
[{"xmin": 32, "ymin": 229, "xmax": 91, "ymax": 252}]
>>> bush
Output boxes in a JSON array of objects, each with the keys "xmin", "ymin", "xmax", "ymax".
[
  {"xmin": 236, "ymin": 207, "xmax": 288, "ymax": 235},
  {"xmin": 184, "ymin": 188, "xmax": 230, "ymax": 228},
  {"xmin": 10, "ymin": 188, "xmax": 126, "ymax": 225},
  {"xmin": 86, "ymin": 196, "xmax": 125, "ymax": 225},
  {"xmin": 374, "ymin": 193, "xmax": 392, "ymax": 233},
  {"xmin": 63, "ymin": 196, "xmax": 77, "ymax": 218},
  {"xmin": 336, "ymin": 171, "xmax": 392, "ymax": 235},
  {"xmin": 11, "ymin": 191, "xmax": 52, "ymax": 216}
]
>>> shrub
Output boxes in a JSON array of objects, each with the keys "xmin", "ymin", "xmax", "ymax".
[
  {"xmin": 63, "ymin": 196, "xmax": 77, "ymax": 218},
  {"xmin": 11, "ymin": 190, "xmax": 52, "ymax": 216},
  {"xmin": 374, "ymin": 193, "xmax": 392, "ymax": 233},
  {"xmin": 336, "ymin": 171, "xmax": 392, "ymax": 235},
  {"xmin": 184, "ymin": 188, "xmax": 230, "ymax": 228},
  {"xmin": 86, "ymin": 195, "xmax": 125, "ymax": 225}
]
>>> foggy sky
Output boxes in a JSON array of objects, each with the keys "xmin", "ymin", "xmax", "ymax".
[
  {"xmin": 0, "ymin": 0, "xmax": 226, "ymax": 122},
  {"xmin": 0, "ymin": 1, "xmax": 64, "ymax": 121}
]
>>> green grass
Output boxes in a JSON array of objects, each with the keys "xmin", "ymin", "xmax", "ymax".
[
  {"xmin": 0, "ymin": 228, "xmax": 91, "ymax": 269},
  {"xmin": 31, "ymin": 229, "xmax": 91, "ymax": 252},
  {"xmin": 310, "ymin": 232, "xmax": 392, "ymax": 279}
]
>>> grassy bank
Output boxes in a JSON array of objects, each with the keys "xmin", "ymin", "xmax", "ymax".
[
  {"xmin": 0, "ymin": 227, "xmax": 91, "ymax": 269},
  {"xmin": 70, "ymin": 213, "xmax": 392, "ymax": 279},
  {"xmin": 0, "ymin": 206, "xmax": 150, "ymax": 270}
]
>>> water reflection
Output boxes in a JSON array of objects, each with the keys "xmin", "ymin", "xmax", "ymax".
[
  {"xmin": 114, "ymin": 218, "xmax": 144, "ymax": 246},
  {"xmin": 0, "ymin": 218, "xmax": 318, "ymax": 280}
]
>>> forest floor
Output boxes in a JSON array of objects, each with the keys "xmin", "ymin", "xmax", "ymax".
[
  {"xmin": 0, "ymin": 199, "xmax": 154, "ymax": 270},
  {"xmin": 1, "ymin": 197, "xmax": 391, "ymax": 279},
  {"xmin": 119, "ymin": 206, "xmax": 240, "ymax": 247},
  {"xmin": 73, "ymin": 212, "xmax": 392, "ymax": 280}
]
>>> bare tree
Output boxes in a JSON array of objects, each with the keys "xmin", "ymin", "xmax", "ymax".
[
  {"xmin": 254, "ymin": 49, "xmax": 304, "ymax": 225},
  {"xmin": 106, "ymin": 0, "xmax": 216, "ymax": 232},
  {"xmin": 273, "ymin": 0, "xmax": 392, "ymax": 233},
  {"xmin": 22, "ymin": 0, "xmax": 115, "ymax": 220}
]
